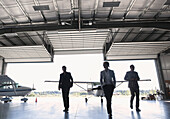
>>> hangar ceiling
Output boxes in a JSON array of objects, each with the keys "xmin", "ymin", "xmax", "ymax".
[{"xmin": 0, "ymin": 0, "xmax": 170, "ymax": 62}]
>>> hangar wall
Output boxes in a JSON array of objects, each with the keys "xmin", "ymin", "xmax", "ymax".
[
  {"xmin": 155, "ymin": 54, "xmax": 170, "ymax": 99},
  {"xmin": 158, "ymin": 54, "xmax": 170, "ymax": 99},
  {"xmin": 0, "ymin": 56, "xmax": 7, "ymax": 75}
]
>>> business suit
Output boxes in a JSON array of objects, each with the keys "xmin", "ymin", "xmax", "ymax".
[
  {"xmin": 59, "ymin": 71, "xmax": 73, "ymax": 111},
  {"xmin": 124, "ymin": 70, "xmax": 140, "ymax": 110},
  {"xmin": 100, "ymin": 69, "xmax": 116, "ymax": 115}
]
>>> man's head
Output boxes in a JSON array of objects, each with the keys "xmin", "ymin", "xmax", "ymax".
[
  {"xmin": 130, "ymin": 65, "xmax": 135, "ymax": 71},
  {"xmin": 103, "ymin": 61, "xmax": 109, "ymax": 69},
  {"xmin": 62, "ymin": 66, "xmax": 67, "ymax": 72}
]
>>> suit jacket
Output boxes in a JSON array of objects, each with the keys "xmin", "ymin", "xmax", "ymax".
[
  {"xmin": 100, "ymin": 69, "xmax": 116, "ymax": 88},
  {"xmin": 59, "ymin": 72, "xmax": 73, "ymax": 89},
  {"xmin": 124, "ymin": 71, "xmax": 140, "ymax": 89}
]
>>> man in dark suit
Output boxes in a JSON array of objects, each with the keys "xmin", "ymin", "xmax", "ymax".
[
  {"xmin": 100, "ymin": 61, "xmax": 116, "ymax": 117},
  {"xmin": 58, "ymin": 66, "xmax": 73, "ymax": 112},
  {"xmin": 124, "ymin": 65, "xmax": 141, "ymax": 112}
]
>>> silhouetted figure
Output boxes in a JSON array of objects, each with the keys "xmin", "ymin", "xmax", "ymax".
[
  {"xmin": 100, "ymin": 62, "xmax": 116, "ymax": 117},
  {"xmin": 58, "ymin": 66, "xmax": 73, "ymax": 112},
  {"xmin": 124, "ymin": 65, "xmax": 141, "ymax": 112}
]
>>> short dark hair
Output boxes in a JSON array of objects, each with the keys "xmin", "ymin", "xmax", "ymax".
[
  {"xmin": 62, "ymin": 66, "xmax": 66, "ymax": 69},
  {"xmin": 103, "ymin": 61, "xmax": 109, "ymax": 67},
  {"xmin": 130, "ymin": 65, "xmax": 134, "ymax": 69}
]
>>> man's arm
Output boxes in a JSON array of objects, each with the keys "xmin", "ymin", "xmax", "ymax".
[
  {"xmin": 70, "ymin": 73, "xmax": 73, "ymax": 87},
  {"xmin": 124, "ymin": 72, "xmax": 129, "ymax": 81},
  {"xmin": 58, "ymin": 74, "xmax": 62, "ymax": 90},
  {"xmin": 100, "ymin": 71, "xmax": 103, "ymax": 87},
  {"xmin": 135, "ymin": 72, "xmax": 140, "ymax": 81},
  {"xmin": 112, "ymin": 71, "xmax": 116, "ymax": 87}
]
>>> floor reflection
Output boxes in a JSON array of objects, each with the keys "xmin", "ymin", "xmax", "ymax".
[
  {"xmin": 0, "ymin": 97, "xmax": 170, "ymax": 119},
  {"xmin": 136, "ymin": 111, "xmax": 141, "ymax": 119},
  {"xmin": 64, "ymin": 112, "xmax": 69, "ymax": 119},
  {"xmin": 131, "ymin": 111, "xmax": 135, "ymax": 119},
  {"xmin": 131, "ymin": 111, "xmax": 141, "ymax": 119}
]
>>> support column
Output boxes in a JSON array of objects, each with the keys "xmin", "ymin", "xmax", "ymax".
[
  {"xmin": 0, "ymin": 56, "xmax": 7, "ymax": 75},
  {"xmin": 156, "ymin": 53, "xmax": 170, "ymax": 99}
]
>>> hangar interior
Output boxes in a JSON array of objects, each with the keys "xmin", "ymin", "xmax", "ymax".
[{"xmin": 0, "ymin": 0, "xmax": 170, "ymax": 99}]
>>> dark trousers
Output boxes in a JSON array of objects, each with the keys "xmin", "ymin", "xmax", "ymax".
[
  {"xmin": 103, "ymin": 85, "xmax": 114, "ymax": 114},
  {"xmin": 62, "ymin": 88, "xmax": 70, "ymax": 109},
  {"xmin": 130, "ymin": 87, "xmax": 139, "ymax": 109}
]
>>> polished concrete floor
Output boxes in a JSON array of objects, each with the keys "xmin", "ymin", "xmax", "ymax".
[{"xmin": 0, "ymin": 96, "xmax": 170, "ymax": 119}]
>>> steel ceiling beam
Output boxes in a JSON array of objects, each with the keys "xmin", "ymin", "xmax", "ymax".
[
  {"xmin": 107, "ymin": 7, "xmax": 114, "ymax": 21},
  {"xmin": 121, "ymin": 28, "xmax": 133, "ymax": 42},
  {"xmin": 2, "ymin": 35, "xmax": 16, "ymax": 46},
  {"xmin": 131, "ymin": 30, "xmax": 143, "ymax": 42},
  {"xmin": 0, "ymin": 21, "xmax": 170, "ymax": 35},
  {"xmin": 15, "ymin": 35, "xmax": 27, "ymax": 45},
  {"xmin": 154, "ymin": 31, "xmax": 169, "ymax": 41},
  {"xmin": 0, "ymin": 1, "xmax": 18, "ymax": 23},
  {"xmin": 166, "ymin": 38, "xmax": 170, "ymax": 41},
  {"xmin": 78, "ymin": 0, "xmax": 81, "ymax": 31},
  {"xmin": 138, "ymin": 0, "xmax": 155, "ymax": 18},
  {"xmin": 92, "ymin": 0, "xmax": 99, "ymax": 21},
  {"xmin": 52, "ymin": 0, "xmax": 61, "ymax": 24},
  {"xmin": 123, "ymin": 0, "xmax": 136, "ymax": 20},
  {"xmin": 103, "ymin": 29, "xmax": 119, "ymax": 60},
  {"xmin": 23, "ymin": 33, "xmax": 36, "ymax": 45},
  {"xmin": 36, "ymin": 31, "xmax": 54, "ymax": 57},
  {"xmin": 0, "ymin": 41, "xmax": 6, "ymax": 46},
  {"xmin": 33, "ymin": 0, "xmax": 47, "ymax": 23},
  {"xmin": 15, "ymin": 0, "xmax": 32, "ymax": 23},
  {"xmin": 154, "ymin": 5, "xmax": 170, "ymax": 19},
  {"xmin": 143, "ymin": 29, "xmax": 157, "ymax": 41},
  {"xmin": 70, "ymin": 0, "xmax": 76, "ymax": 21}
]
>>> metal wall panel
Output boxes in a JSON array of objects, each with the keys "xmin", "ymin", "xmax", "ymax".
[
  {"xmin": 0, "ymin": 56, "xmax": 6, "ymax": 75},
  {"xmin": 160, "ymin": 55, "xmax": 170, "ymax": 80},
  {"xmin": 0, "ymin": 56, "xmax": 3, "ymax": 75}
]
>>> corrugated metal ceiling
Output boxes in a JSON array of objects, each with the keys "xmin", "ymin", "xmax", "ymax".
[{"xmin": 0, "ymin": 0, "xmax": 170, "ymax": 62}]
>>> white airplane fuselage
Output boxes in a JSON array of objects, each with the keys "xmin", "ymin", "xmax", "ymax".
[{"xmin": 0, "ymin": 86, "xmax": 32, "ymax": 97}]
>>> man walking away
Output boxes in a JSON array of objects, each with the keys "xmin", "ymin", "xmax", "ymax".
[
  {"xmin": 124, "ymin": 65, "xmax": 141, "ymax": 112},
  {"xmin": 58, "ymin": 66, "xmax": 73, "ymax": 112}
]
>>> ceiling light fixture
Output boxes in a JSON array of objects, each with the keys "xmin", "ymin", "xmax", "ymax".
[
  {"xmin": 33, "ymin": 5, "xmax": 50, "ymax": 11},
  {"xmin": 103, "ymin": 1, "xmax": 120, "ymax": 7}
]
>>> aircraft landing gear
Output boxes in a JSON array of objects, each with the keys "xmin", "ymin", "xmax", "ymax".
[
  {"xmin": 1, "ymin": 97, "xmax": 12, "ymax": 103},
  {"xmin": 101, "ymin": 98, "xmax": 103, "ymax": 103},
  {"xmin": 21, "ymin": 98, "xmax": 28, "ymax": 103},
  {"xmin": 85, "ymin": 98, "xmax": 88, "ymax": 103}
]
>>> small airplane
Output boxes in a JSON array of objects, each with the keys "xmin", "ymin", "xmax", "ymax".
[
  {"xmin": 0, "ymin": 75, "xmax": 35, "ymax": 103},
  {"xmin": 45, "ymin": 79, "xmax": 151, "ymax": 103}
]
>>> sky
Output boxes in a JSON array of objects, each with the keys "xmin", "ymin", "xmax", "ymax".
[{"xmin": 6, "ymin": 54, "xmax": 159, "ymax": 92}]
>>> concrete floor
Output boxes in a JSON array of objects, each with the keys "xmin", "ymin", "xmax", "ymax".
[{"xmin": 0, "ymin": 96, "xmax": 170, "ymax": 119}]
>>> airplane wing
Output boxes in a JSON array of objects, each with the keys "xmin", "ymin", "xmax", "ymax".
[
  {"xmin": 116, "ymin": 79, "xmax": 151, "ymax": 87},
  {"xmin": 45, "ymin": 80, "xmax": 100, "ymax": 84},
  {"xmin": 45, "ymin": 79, "xmax": 151, "ymax": 84},
  {"xmin": 45, "ymin": 79, "xmax": 151, "ymax": 91},
  {"xmin": 44, "ymin": 80, "xmax": 100, "ymax": 90}
]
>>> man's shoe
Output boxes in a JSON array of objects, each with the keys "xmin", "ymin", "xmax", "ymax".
[
  {"xmin": 63, "ymin": 109, "xmax": 68, "ymax": 112},
  {"xmin": 108, "ymin": 113, "xmax": 112, "ymax": 118},
  {"xmin": 136, "ymin": 108, "xmax": 141, "ymax": 112}
]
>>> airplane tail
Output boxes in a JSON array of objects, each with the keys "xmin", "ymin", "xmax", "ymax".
[{"xmin": 32, "ymin": 84, "xmax": 36, "ymax": 90}]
